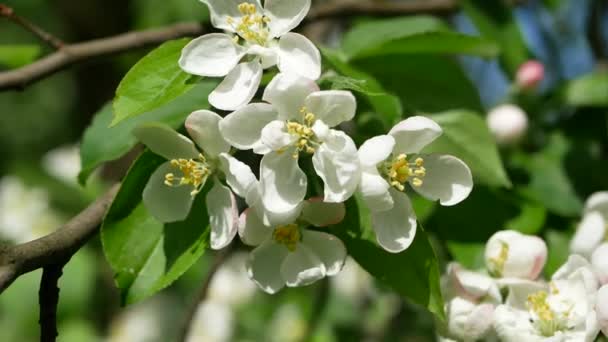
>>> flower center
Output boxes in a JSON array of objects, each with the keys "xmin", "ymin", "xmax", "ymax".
[
  {"xmin": 227, "ymin": 3, "xmax": 271, "ymax": 46},
  {"xmin": 273, "ymin": 224, "xmax": 301, "ymax": 252},
  {"xmin": 488, "ymin": 241, "xmax": 509, "ymax": 277},
  {"xmin": 526, "ymin": 288, "xmax": 571, "ymax": 337},
  {"xmin": 381, "ymin": 154, "xmax": 425, "ymax": 191},
  {"xmin": 164, "ymin": 153, "xmax": 212, "ymax": 197},
  {"xmin": 283, "ymin": 107, "xmax": 318, "ymax": 159}
]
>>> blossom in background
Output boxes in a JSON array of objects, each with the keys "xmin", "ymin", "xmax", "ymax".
[
  {"xmin": 438, "ymin": 263, "xmax": 502, "ymax": 342},
  {"xmin": 239, "ymin": 197, "xmax": 347, "ymax": 293},
  {"xmin": 571, "ymin": 192, "xmax": 608, "ymax": 258},
  {"xmin": 493, "ymin": 255, "xmax": 600, "ymax": 342},
  {"xmin": 179, "ymin": 0, "xmax": 320, "ymax": 110},
  {"xmin": 356, "ymin": 116, "xmax": 473, "ymax": 253},
  {"xmin": 516, "ymin": 60, "xmax": 545, "ymax": 91},
  {"xmin": 42, "ymin": 145, "xmax": 82, "ymax": 184},
  {"xmin": 485, "ymin": 230, "xmax": 547, "ymax": 280},
  {"xmin": 486, "ymin": 104, "xmax": 529, "ymax": 145},
  {"xmin": 220, "ymin": 72, "xmax": 360, "ymax": 219},
  {"xmin": 106, "ymin": 298, "xmax": 164, "ymax": 342},
  {"xmin": 133, "ymin": 110, "xmax": 257, "ymax": 250},
  {"xmin": 330, "ymin": 257, "xmax": 373, "ymax": 301},
  {"xmin": 0, "ymin": 176, "xmax": 63, "ymax": 244}
]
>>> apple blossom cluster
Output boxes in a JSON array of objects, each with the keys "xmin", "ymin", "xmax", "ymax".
[
  {"xmin": 132, "ymin": 0, "xmax": 474, "ymax": 294},
  {"xmin": 438, "ymin": 228, "xmax": 608, "ymax": 342}
]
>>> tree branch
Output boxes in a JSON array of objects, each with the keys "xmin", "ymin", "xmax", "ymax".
[
  {"xmin": 0, "ymin": 22, "xmax": 205, "ymax": 91},
  {"xmin": 0, "ymin": 4, "xmax": 65, "ymax": 49},
  {"xmin": 38, "ymin": 260, "xmax": 67, "ymax": 342},
  {"xmin": 0, "ymin": 184, "xmax": 119, "ymax": 293}
]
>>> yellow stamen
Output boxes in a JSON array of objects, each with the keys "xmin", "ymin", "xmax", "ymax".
[
  {"xmin": 273, "ymin": 224, "xmax": 301, "ymax": 252},
  {"xmin": 384, "ymin": 154, "xmax": 425, "ymax": 190},
  {"xmin": 164, "ymin": 153, "xmax": 211, "ymax": 197}
]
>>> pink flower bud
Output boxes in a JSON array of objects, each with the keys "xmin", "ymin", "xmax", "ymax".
[
  {"xmin": 486, "ymin": 104, "xmax": 528, "ymax": 145},
  {"xmin": 516, "ymin": 60, "xmax": 544, "ymax": 90},
  {"xmin": 485, "ymin": 230, "xmax": 547, "ymax": 280}
]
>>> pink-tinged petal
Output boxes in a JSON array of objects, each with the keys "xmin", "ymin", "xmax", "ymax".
[
  {"xmin": 301, "ymin": 230, "xmax": 346, "ymax": 276},
  {"xmin": 206, "ymin": 180, "xmax": 238, "ymax": 250},
  {"xmin": 209, "ymin": 61, "xmax": 262, "ymax": 111},
  {"xmin": 179, "ymin": 33, "xmax": 244, "ymax": 77},
  {"xmin": 186, "ymin": 110, "xmax": 230, "ymax": 158},
  {"xmin": 263, "ymin": 73, "xmax": 319, "ymax": 120},
  {"xmin": 371, "ymin": 188, "xmax": 417, "ymax": 253},
  {"xmin": 389, "ymin": 116, "xmax": 442, "ymax": 154},
  {"xmin": 484, "ymin": 230, "xmax": 547, "ymax": 280},
  {"xmin": 277, "ymin": 33, "xmax": 321, "ymax": 80},
  {"xmin": 133, "ymin": 123, "xmax": 199, "ymax": 160},
  {"xmin": 238, "ymin": 208, "xmax": 272, "ymax": 246},
  {"xmin": 143, "ymin": 162, "xmax": 195, "ymax": 223},
  {"xmin": 301, "ymin": 198, "xmax": 345, "ymax": 227},
  {"xmin": 264, "ymin": 0, "xmax": 310, "ymax": 37},
  {"xmin": 247, "ymin": 240, "xmax": 287, "ymax": 294}
]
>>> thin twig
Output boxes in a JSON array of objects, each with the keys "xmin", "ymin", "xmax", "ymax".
[
  {"xmin": 38, "ymin": 260, "xmax": 68, "ymax": 342},
  {"xmin": 0, "ymin": 184, "xmax": 119, "ymax": 293},
  {"xmin": 0, "ymin": 22, "xmax": 205, "ymax": 91},
  {"xmin": 178, "ymin": 248, "xmax": 232, "ymax": 342},
  {"xmin": 0, "ymin": 4, "xmax": 64, "ymax": 49}
]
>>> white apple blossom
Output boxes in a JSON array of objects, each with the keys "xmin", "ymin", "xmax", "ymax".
[
  {"xmin": 438, "ymin": 263, "xmax": 502, "ymax": 342},
  {"xmin": 570, "ymin": 191, "xmax": 608, "ymax": 258},
  {"xmin": 485, "ymin": 230, "xmax": 548, "ymax": 280},
  {"xmin": 591, "ymin": 243, "xmax": 608, "ymax": 285},
  {"xmin": 179, "ymin": 0, "xmax": 320, "ymax": 111},
  {"xmin": 596, "ymin": 284, "xmax": 608, "ymax": 336},
  {"xmin": 356, "ymin": 116, "xmax": 473, "ymax": 253},
  {"xmin": 220, "ymin": 72, "xmax": 360, "ymax": 216},
  {"xmin": 493, "ymin": 255, "xmax": 600, "ymax": 342},
  {"xmin": 239, "ymin": 197, "xmax": 347, "ymax": 293},
  {"xmin": 133, "ymin": 110, "xmax": 257, "ymax": 250},
  {"xmin": 487, "ymin": 104, "xmax": 529, "ymax": 145}
]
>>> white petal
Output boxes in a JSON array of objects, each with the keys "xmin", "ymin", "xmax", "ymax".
[
  {"xmin": 143, "ymin": 162, "xmax": 194, "ymax": 223},
  {"xmin": 389, "ymin": 116, "xmax": 443, "ymax": 154},
  {"xmin": 571, "ymin": 212, "xmax": 606, "ymax": 258},
  {"xmin": 259, "ymin": 152, "xmax": 307, "ymax": 218},
  {"xmin": 597, "ymin": 285, "xmax": 608, "ymax": 336},
  {"xmin": 359, "ymin": 169, "xmax": 393, "ymax": 212},
  {"xmin": 133, "ymin": 123, "xmax": 199, "ymax": 160},
  {"xmin": 238, "ymin": 208, "xmax": 272, "ymax": 246},
  {"xmin": 302, "ymin": 230, "xmax": 346, "ymax": 276},
  {"xmin": 264, "ymin": 0, "xmax": 310, "ymax": 37},
  {"xmin": 552, "ymin": 255, "xmax": 599, "ymax": 297},
  {"xmin": 247, "ymin": 45, "xmax": 278, "ymax": 69},
  {"xmin": 277, "ymin": 33, "xmax": 321, "ymax": 80},
  {"xmin": 312, "ymin": 130, "xmax": 361, "ymax": 203},
  {"xmin": 206, "ymin": 180, "xmax": 238, "ymax": 250},
  {"xmin": 446, "ymin": 263, "xmax": 500, "ymax": 302},
  {"xmin": 304, "ymin": 90, "xmax": 356, "ymax": 127},
  {"xmin": 585, "ymin": 191, "xmax": 608, "ymax": 219},
  {"xmin": 499, "ymin": 278, "xmax": 546, "ymax": 309},
  {"xmin": 300, "ymin": 199, "xmax": 345, "ymax": 227},
  {"xmin": 261, "ymin": 120, "xmax": 297, "ymax": 151},
  {"xmin": 263, "ymin": 72, "xmax": 319, "ymax": 120},
  {"xmin": 245, "ymin": 182, "xmax": 303, "ymax": 227},
  {"xmin": 179, "ymin": 33, "xmax": 244, "ymax": 77},
  {"xmin": 411, "ymin": 154, "xmax": 473, "ymax": 206},
  {"xmin": 592, "ymin": 244, "xmax": 608, "ymax": 285},
  {"xmin": 219, "ymin": 103, "xmax": 278, "ymax": 151},
  {"xmin": 280, "ymin": 244, "xmax": 326, "ymax": 287},
  {"xmin": 493, "ymin": 305, "xmax": 539, "ymax": 342},
  {"xmin": 209, "ymin": 61, "xmax": 262, "ymax": 111},
  {"xmin": 358, "ymin": 135, "xmax": 395, "ymax": 167},
  {"xmin": 185, "ymin": 110, "xmax": 230, "ymax": 158},
  {"xmin": 203, "ymin": 0, "xmax": 262, "ymax": 31},
  {"xmin": 371, "ymin": 188, "xmax": 417, "ymax": 253},
  {"xmin": 218, "ymin": 153, "xmax": 257, "ymax": 199},
  {"xmin": 484, "ymin": 230, "xmax": 547, "ymax": 280},
  {"xmin": 246, "ymin": 240, "xmax": 287, "ymax": 294}
]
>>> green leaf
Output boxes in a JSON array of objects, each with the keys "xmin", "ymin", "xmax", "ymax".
[
  {"xmin": 112, "ymin": 38, "xmax": 201, "ymax": 126},
  {"xmin": 0, "ymin": 45, "xmax": 41, "ymax": 68},
  {"xmin": 461, "ymin": 0, "xmax": 530, "ymax": 75},
  {"xmin": 319, "ymin": 74, "xmax": 384, "ymax": 96},
  {"xmin": 335, "ymin": 197, "xmax": 445, "ymax": 320},
  {"xmin": 505, "ymin": 200, "xmax": 546, "ymax": 235},
  {"xmin": 544, "ymin": 229, "xmax": 571, "ymax": 277},
  {"xmin": 513, "ymin": 134, "xmax": 583, "ymax": 217},
  {"xmin": 563, "ymin": 71, "xmax": 608, "ymax": 107},
  {"xmin": 342, "ymin": 16, "xmax": 447, "ymax": 59},
  {"xmin": 426, "ymin": 110, "xmax": 511, "ymax": 187},
  {"xmin": 354, "ymin": 54, "xmax": 484, "ymax": 113},
  {"xmin": 446, "ymin": 241, "xmax": 486, "ymax": 270},
  {"xmin": 102, "ymin": 151, "xmax": 210, "ymax": 304},
  {"xmin": 79, "ymin": 81, "xmax": 216, "ymax": 184},
  {"xmin": 321, "ymin": 48, "xmax": 402, "ymax": 128}
]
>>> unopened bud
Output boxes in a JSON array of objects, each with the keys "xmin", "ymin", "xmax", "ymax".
[
  {"xmin": 485, "ymin": 230, "xmax": 547, "ymax": 280},
  {"xmin": 516, "ymin": 60, "xmax": 544, "ymax": 91},
  {"xmin": 486, "ymin": 104, "xmax": 528, "ymax": 145}
]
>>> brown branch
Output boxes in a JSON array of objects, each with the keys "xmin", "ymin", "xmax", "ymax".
[
  {"xmin": 178, "ymin": 248, "xmax": 232, "ymax": 342},
  {"xmin": 0, "ymin": 4, "xmax": 64, "ymax": 49},
  {"xmin": 38, "ymin": 260, "xmax": 67, "ymax": 342},
  {"xmin": 0, "ymin": 184, "xmax": 119, "ymax": 293},
  {"xmin": 0, "ymin": 22, "xmax": 205, "ymax": 91}
]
